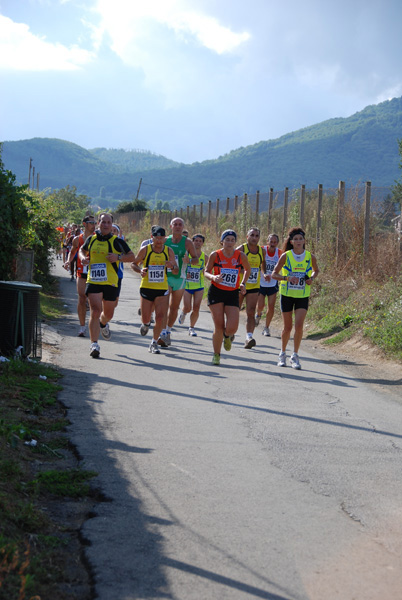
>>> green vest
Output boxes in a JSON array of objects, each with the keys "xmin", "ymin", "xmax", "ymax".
[
  {"xmin": 165, "ymin": 235, "xmax": 187, "ymax": 279},
  {"xmin": 279, "ymin": 250, "xmax": 312, "ymax": 297}
]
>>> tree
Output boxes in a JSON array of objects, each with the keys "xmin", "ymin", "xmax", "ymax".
[
  {"xmin": 115, "ymin": 198, "xmax": 148, "ymax": 214},
  {"xmin": 0, "ymin": 150, "xmax": 30, "ymax": 280},
  {"xmin": 0, "ymin": 146, "xmax": 59, "ymax": 285},
  {"xmin": 45, "ymin": 185, "xmax": 91, "ymax": 224}
]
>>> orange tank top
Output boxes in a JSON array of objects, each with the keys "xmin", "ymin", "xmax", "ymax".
[{"xmin": 212, "ymin": 249, "xmax": 242, "ymax": 290}]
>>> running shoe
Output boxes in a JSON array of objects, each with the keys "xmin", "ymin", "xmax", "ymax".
[
  {"xmin": 165, "ymin": 332, "xmax": 171, "ymax": 346},
  {"xmin": 188, "ymin": 327, "xmax": 197, "ymax": 337},
  {"xmin": 255, "ymin": 313, "xmax": 261, "ymax": 326},
  {"xmin": 100, "ymin": 323, "xmax": 111, "ymax": 340},
  {"xmin": 212, "ymin": 353, "xmax": 220, "ymax": 365},
  {"xmin": 262, "ymin": 327, "xmax": 271, "ymax": 336},
  {"xmin": 178, "ymin": 311, "xmax": 186, "ymax": 325},
  {"xmin": 244, "ymin": 337, "xmax": 256, "ymax": 349},
  {"xmin": 149, "ymin": 340, "xmax": 161, "ymax": 354},
  {"xmin": 140, "ymin": 323, "xmax": 150, "ymax": 336},
  {"xmin": 290, "ymin": 353, "xmax": 301, "ymax": 370},
  {"xmin": 223, "ymin": 334, "xmax": 233, "ymax": 351},
  {"xmin": 78, "ymin": 326, "xmax": 86, "ymax": 337},
  {"xmin": 277, "ymin": 351, "xmax": 287, "ymax": 367},
  {"xmin": 90, "ymin": 342, "xmax": 100, "ymax": 358},
  {"xmin": 157, "ymin": 334, "xmax": 169, "ymax": 347}
]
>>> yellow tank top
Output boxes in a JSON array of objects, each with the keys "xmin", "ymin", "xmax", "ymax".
[
  {"xmin": 140, "ymin": 244, "xmax": 169, "ymax": 290},
  {"xmin": 87, "ymin": 234, "xmax": 120, "ymax": 287},
  {"xmin": 279, "ymin": 250, "xmax": 312, "ymax": 297},
  {"xmin": 243, "ymin": 243, "xmax": 263, "ymax": 290}
]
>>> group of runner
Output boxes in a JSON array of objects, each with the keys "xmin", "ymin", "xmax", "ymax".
[{"xmin": 64, "ymin": 213, "xmax": 319, "ymax": 369}]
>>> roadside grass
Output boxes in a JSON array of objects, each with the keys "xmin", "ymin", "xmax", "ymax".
[
  {"xmin": 0, "ymin": 355, "xmax": 97, "ymax": 600},
  {"xmin": 306, "ymin": 275, "xmax": 402, "ymax": 360},
  {"xmin": 39, "ymin": 290, "xmax": 65, "ymax": 321}
]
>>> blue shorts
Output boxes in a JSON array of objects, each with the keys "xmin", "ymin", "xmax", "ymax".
[{"xmin": 185, "ymin": 288, "xmax": 204, "ymax": 295}]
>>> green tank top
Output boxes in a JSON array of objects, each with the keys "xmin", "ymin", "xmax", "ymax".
[{"xmin": 165, "ymin": 235, "xmax": 187, "ymax": 280}]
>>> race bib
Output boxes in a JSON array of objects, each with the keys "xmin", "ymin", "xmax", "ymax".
[
  {"xmin": 90, "ymin": 263, "xmax": 107, "ymax": 282},
  {"xmin": 248, "ymin": 268, "xmax": 260, "ymax": 284},
  {"xmin": 148, "ymin": 264, "xmax": 165, "ymax": 282},
  {"xmin": 186, "ymin": 267, "xmax": 200, "ymax": 283},
  {"xmin": 220, "ymin": 268, "xmax": 238, "ymax": 289},
  {"xmin": 288, "ymin": 272, "xmax": 306, "ymax": 291}
]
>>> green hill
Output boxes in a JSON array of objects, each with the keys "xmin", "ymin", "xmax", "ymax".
[{"xmin": 2, "ymin": 96, "xmax": 402, "ymax": 204}]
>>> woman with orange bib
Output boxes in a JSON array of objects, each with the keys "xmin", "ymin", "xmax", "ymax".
[{"xmin": 205, "ymin": 230, "xmax": 251, "ymax": 365}]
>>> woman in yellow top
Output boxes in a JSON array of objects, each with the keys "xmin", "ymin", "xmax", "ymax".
[
  {"xmin": 131, "ymin": 225, "xmax": 177, "ymax": 354},
  {"xmin": 178, "ymin": 234, "xmax": 209, "ymax": 337},
  {"xmin": 272, "ymin": 227, "xmax": 319, "ymax": 370}
]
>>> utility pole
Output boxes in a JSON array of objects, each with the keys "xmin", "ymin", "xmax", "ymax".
[{"xmin": 135, "ymin": 178, "xmax": 142, "ymax": 201}]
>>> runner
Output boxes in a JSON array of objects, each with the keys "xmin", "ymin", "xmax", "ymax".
[
  {"xmin": 256, "ymin": 233, "xmax": 282, "ymax": 336},
  {"xmin": 63, "ymin": 215, "xmax": 96, "ymax": 337},
  {"xmin": 78, "ymin": 213, "xmax": 134, "ymax": 358},
  {"xmin": 272, "ymin": 227, "xmax": 319, "ymax": 369},
  {"xmin": 112, "ymin": 223, "xmax": 124, "ymax": 305},
  {"xmin": 178, "ymin": 234, "xmax": 208, "ymax": 337},
  {"xmin": 205, "ymin": 229, "xmax": 250, "ymax": 365},
  {"xmin": 237, "ymin": 227, "xmax": 266, "ymax": 349},
  {"xmin": 158, "ymin": 218, "xmax": 198, "ymax": 347},
  {"xmin": 131, "ymin": 226, "xmax": 177, "ymax": 354}
]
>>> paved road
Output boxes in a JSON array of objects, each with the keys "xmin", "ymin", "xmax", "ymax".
[{"xmin": 52, "ymin": 261, "xmax": 402, "ymax": 600}]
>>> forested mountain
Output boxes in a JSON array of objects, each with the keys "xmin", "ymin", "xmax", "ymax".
[{"xmin": 2, "ymin": 96, "xmax": 402, "ymax": 206}]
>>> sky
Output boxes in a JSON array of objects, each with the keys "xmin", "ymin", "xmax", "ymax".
[{"xmin": 1, "ymin": 0, "xmax": 402, "ymax": 164}]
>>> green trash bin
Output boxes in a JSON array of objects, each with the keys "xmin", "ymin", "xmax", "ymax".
[{"xmin": 0, "ymin": 280, "xmax": 42, "ymax": 358}]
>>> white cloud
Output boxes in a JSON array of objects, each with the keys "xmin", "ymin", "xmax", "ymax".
[
  {"xmin": 93, "ymin": 0, "xmax": 250, "ymax": 56},
  {"xmin": 0, "ymin": 15, "xmax": 94, "ymax": 71}
]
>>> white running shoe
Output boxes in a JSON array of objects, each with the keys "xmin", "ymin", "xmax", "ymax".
[
  {"xmin": 100, "ymin": 323, "xmax": 111, "ymax": 340},
  {"xmin": 90, "ymin": 342, "xmax": 100, "ymax": 358},
  {"xmin": 158, "ymin": 333, "xmax": 170, "ymax": 347},
  {"xmin": 149, "ymin": 340, "xmax": 161, "ymax": 354},
  {"xmin": 277, "ymin": 351, "xmax": 286, "ymax": 367},
  {"xmin": 188, "ymin": 327, "xmax": 197, "ymax": 337},
  {"xmin": 78, "ymin": 326, "xmax": 86, "ymax": 337},
  {"xmin": 244, "ymin": 337, "xmax": 256, "ymax": 349},
  {"xmin": 262, "ymin": 327, "xmax": 271, "ymax": 336},
  {"xmin": 290, "ymin": 353, "xmax": 301, "ymax": 370},
  {"xmin": 255, "ymin": 313, "xmax": 261, "ymax": 326},
  {"xmin": 140, "ymin": 323, "xmax": 150, "ymax": 336},
  {"xmin": 178, "ymin": 311, "xmax": 186, "ymax": 325}
]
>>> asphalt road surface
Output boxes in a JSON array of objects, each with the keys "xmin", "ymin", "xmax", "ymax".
[{"xmin": 52, "ymin": 260, "xmax": 402, "ymax": 600}]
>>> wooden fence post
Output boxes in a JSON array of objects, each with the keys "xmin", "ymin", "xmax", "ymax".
[
  {"xmin": 234, "ymin": 195, "xmax": 238, "ymax": 212},
  {"xmin": 255, "ymin": 190, "xmax": 260, "ymax": 223},
  {"xmin": 300, "ymin": 184, "xmax": 305, "ymax": 228},
  {"xmin": 186, "ymin": 206, "xmax": 190, "ymax": 222},
  {"xmin": 316, "ymin": 184, "xmax": 323, "ymax": 242},
  {"xmin": 282, "ymin": 187, "xmax": 288, "ymax": 238},
  {"xmin": 336, "ymin": 181, "xmax": 345, "ymax": 267},
  {"xmin": 243, "ymin": 193, "xmax": 248, "ymax": 235},
  {"xmin": 363, "ymin": 181, "xmax": 371, "ymax": 273},
  {"xmin": 208, "ymin": 200, "xmax": 211, "ymax": 226},
  {"xmin": 200, "ymin": 202, "xmax": 203, "ymax": 222},
  {"xmin": 192, "ymin": 204, "xmax": 196, "ymax": 226},
  {"xmin": 225, "ymin": 197, "xmax": 230, "ymax": 216},
  {"xmin": 216, "ymin": 199, "xmax": 220, "ymax": 232},
  {"xmin": 267, "ymin": 188, "xmax": 274, "ymax": 232}
]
